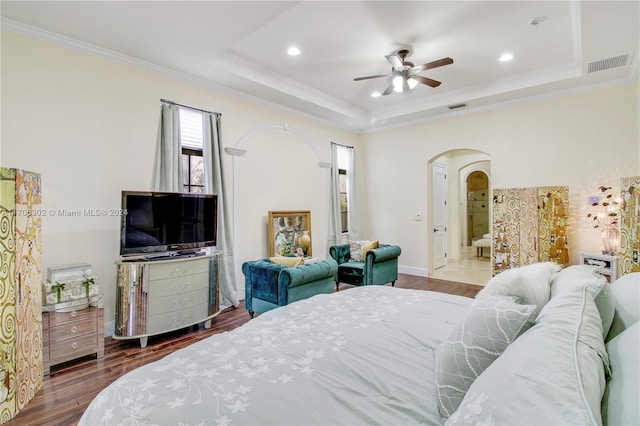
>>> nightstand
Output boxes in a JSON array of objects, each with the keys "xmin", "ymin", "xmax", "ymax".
[
  {"xmin": 579, "ymin": 252, "xmax": 619, "ymax": 283},
  {"xmin": 42, "ymin": 295, "xmax": 104, "ymax": 375}
]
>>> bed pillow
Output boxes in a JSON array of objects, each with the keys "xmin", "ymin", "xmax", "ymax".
[
  {"xmin": 550, "ymin": 265, "xmax": 614, "ymax": 337},
  {"xmin": 435, "ymin": 296, "xmax": 536, "ymax": 419},
  {"xmin": 601, "ymin": 321, "xmax": 640, "ymax": 426},
  {"xmin": 447, "ymin": 286, "xmax": 609, "ymax": 426},
  {"xmin": 606, "ymin": 272, "xmax": 640, "ymax": 342},
  {"xmin": 476, "ymin": 262, "xmax": 562, "ymax": 318}
]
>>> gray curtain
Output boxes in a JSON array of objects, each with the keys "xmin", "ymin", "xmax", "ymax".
[
  {"xmin": 203, "ymin": 113, "xmax": 240, "ymax": 308},
  {"xmin": 153, "ymin": 103, "xmax": 183, "ymax": 192}
]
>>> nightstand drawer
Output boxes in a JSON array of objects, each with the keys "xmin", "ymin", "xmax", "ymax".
[
  {"xmin": 49, "ymin": 333, "xmax": 97, "ymax": 360},
  {"xmin": 49, "ymin": 318, "xmax": 97, "ymax": 343},
  {"xmin": 48, "ymin": 307, "xmax": 96, "ymax": 327}
]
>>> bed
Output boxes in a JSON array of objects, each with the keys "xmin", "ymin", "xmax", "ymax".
[{"xmin": 80, "ymin": 267, "xmax": 639, "ymax": 426}]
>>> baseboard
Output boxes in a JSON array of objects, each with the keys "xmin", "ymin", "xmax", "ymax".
[
  {"xmin": 104, "ymin": 320, "xmax": 115, "ymax": 338},
  {"xmin": 398, "ymin": 265, "xmax": 428, "ymax": 277}
]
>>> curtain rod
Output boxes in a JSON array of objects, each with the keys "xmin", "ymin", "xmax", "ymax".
[
  {"xmin": 160, "ymin": 99, "xmax": 221, "ymax": 116},
  {"xmin": 332, "ymin": 141, "xmax": 354, "ymax": 149}
]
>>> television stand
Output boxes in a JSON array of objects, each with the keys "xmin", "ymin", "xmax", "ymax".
[{"xmin": 113, "ymin": 251, "xmax": 221, "ymax": 347}]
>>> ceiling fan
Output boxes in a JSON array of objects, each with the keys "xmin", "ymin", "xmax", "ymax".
[{"xmin": 354, "ymin": 49, "xmax": 453, "ymax": 95}]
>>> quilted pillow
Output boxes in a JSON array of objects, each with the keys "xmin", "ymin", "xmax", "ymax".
[
  {"xmin": 550, "ymin": 265, "xmax": 614, "ymax": 337},
  {"xmin": 476, "ymin": 261, "xmax": 562, "ymax": 318},
  {"xmin": 435, "ymin": 296, "xmax": 536, "ymax": 419},
  {"xmin": 349, "ymin": 240, "xmax": 370, "ymax": 261}
]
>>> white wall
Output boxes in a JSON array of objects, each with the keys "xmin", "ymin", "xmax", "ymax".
[
  {"xmin": 361, "ymin": 81, "xmax": 639, "ymax": 275},
  {"xmin": 1, "ymin": 30, "xmax": 639, "ymax": 335},
  {"xmin": 0, "ymin": 31, "xmax": 359, "ymax": 332}
]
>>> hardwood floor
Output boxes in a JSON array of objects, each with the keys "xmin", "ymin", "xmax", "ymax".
[{"xmin": 8, "ymin": 275, "xmax": 481, "ymax": 426}]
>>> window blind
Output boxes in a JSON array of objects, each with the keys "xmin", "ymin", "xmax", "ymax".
[{"xmin": 179, "ymin": 108, "xmax": 203, "ymax": 149}]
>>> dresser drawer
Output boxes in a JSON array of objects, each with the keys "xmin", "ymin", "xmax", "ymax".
[
  {"xmin": 49, "ymin": 333, "xmax": 98, "ymax": 360},
  {"xmin": 148, "ymin": 287, "xmax": 209, "ymax": 316},
  {"xmin": 49, "ymin": 318, "xmax": 97, "ymax": 343},
  {"xmin": 148, "ymin": 258, "xmax": 209, "ymax": 280},
  {"xmin": 48, "ymin": 307, "xmax": 97, "ymax": 327},
  {"xmin": 148, "ymin": 272, "xmax": 209, "ymax": 297},
  {"xmin": 147, "ymin": 303, "xmax": 209, "ymax": 334}
]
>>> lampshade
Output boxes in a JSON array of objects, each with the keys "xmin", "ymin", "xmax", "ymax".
[{"xmin": 407, "ymin": 77, "xmax": 418, "ymax": 90}]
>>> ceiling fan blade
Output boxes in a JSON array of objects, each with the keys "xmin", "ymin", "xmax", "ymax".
[
  {"xmin": 414, "ymin": 75, "xmax": 442, "ymax": 87},
  {"xmin": 354, "ymin": 74, "xmax": 389, "ymax": 81},
  {"xmin": 382, "ymin": 84, "xmax": 394, "ymax": 96},
  {"xmin": 414, "ymin": 57, "xmax": 454, "ymax": 72},
  {"xmin": 385, "ymin": 54, "xmax": 403, "ymax": 69}
]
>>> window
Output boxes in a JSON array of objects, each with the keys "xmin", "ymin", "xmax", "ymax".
[
  {"xmin": 336, "ymin": 145, "xmax": 350, "ymax": 233},
  {"xmin": 179, "ymin": 108, "xmax": 205, "ymax": 193},
  {"xmin": 339, "ymin": 169, "xmax": 348, "ymax": 233}
]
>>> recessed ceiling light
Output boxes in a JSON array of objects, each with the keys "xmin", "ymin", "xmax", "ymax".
[
  {"xmin": 371, "ymin": 91, "xmax": 381, "ymax": 98},
  {"xmin": 287, "ymin": 47, "xmax": 301, "ymax": 56},
  {"xmin": 499, "ymin": 53, "xmax": 514, "ymax": 62}
]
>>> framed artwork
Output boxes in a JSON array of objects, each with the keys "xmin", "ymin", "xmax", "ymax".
[{"xmin": 268, "ymin": 210, "xmax": 312, "ymax": 257}]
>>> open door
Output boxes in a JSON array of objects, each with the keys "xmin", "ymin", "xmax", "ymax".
[{"xmin": 432, "ymin": 162, "xmax": 447, "ymax": 269}]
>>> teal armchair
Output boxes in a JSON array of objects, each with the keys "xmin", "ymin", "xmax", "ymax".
[
  {"xmin": 329, "ymin": 243, "xmax": 401, "ymax": 290},
  {"xmin": 242, "ymin": 258, "xmax": 338, "ymax": 318}
]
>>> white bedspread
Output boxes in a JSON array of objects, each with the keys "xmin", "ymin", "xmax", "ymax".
[{"xmin": 80, "ymin": 286, "xmax": 472, "ymax": 425}]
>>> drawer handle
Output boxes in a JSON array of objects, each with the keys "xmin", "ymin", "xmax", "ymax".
[
  {"xmin": 71, "ymin": 311, "xmax": 78, "ymax": 317},
  {"xmin": 71, "ymin": 342, "xmax": 78, "ymax": 349},
  {"xmin": 71, "ymin": 326, "xmax": 78, "ymax": 333}
]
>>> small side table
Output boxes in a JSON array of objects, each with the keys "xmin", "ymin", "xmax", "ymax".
[
  {"xmin": 42, "ymin": 295, "xmax": 104, "ymax": 375},
  {"xmin": 579, "ymin": 252, "xmax": 619, "ymax": 283}
]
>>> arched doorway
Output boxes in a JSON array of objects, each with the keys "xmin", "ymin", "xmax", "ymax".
[{"xmin": 428, "ymin": 150, "xmax": 492, "ymax": 285}]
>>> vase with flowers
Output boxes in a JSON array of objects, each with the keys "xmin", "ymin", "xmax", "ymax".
[{"xmin": 587, "ymin": 185, "xmax": 621, "ymax": 255}]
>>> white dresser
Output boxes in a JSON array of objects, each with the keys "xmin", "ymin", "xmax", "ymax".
[{"xmin": 114, "ymin": 252, "xmax": 221, "ymax": 347}]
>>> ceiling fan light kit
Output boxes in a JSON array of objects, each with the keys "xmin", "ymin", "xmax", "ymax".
[{"xmin": 354, "ymin": 48, "xmax": 453, "ymax": 96}]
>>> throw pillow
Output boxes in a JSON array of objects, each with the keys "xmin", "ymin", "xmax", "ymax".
[
  {"xmin": 475, "ymin": 261, "xmax": 562, "ymax": 318},
  {"xmin": 550, "ymin": 265, "xmax": 614, "ymax": 337},
  {"xmin": 269, "ymin": 256, "xmax": 303, "ymax": 267},
  {"xmin": 349, "ymin": 240, "xmax": 370, "ymax": 262},
  {"xmin": 606, "ymin": 272, "xmax": 640, "ymax": 342},
  {"xmin": 602, "ymin": 321, "xmax": 640, "ymax": 426},
  {"xmin": 361, "ymin": 240, "xmax": 379, "ymax": 258},
  {"xmin": 435, "ymin": 296, "xmax": 536, "ymax": 419}
]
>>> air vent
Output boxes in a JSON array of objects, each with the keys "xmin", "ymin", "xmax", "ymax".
[
  {"xmin": 448, "ymin": 103, "xmax": 467, "ymax": 110},
  {"xmin": 588, "ymin": 54, "xmax": 628, "ymax": 73}
]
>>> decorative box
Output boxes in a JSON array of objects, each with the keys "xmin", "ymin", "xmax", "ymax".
[
  {"xmin": 47, "ymin": 263, "xmax": 92, "ymax": 283},
  {"xmin": 43, "ymin": 263, "xmax": 98, "ymax": 306}
]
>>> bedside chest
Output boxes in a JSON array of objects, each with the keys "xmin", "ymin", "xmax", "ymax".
[
  {"xmin": 579, "ymin": 252, "xmax": 619, "ymax": 283},
  {"xmin": 42, "ymin": 297, "xmax": 104, "ymax": 375}
]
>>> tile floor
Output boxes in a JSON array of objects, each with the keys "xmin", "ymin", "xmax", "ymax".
[{"xmin": 430, "ymin": 245, "xmax": 492, "ymax": 286}]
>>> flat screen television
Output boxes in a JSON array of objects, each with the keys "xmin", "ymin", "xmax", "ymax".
[{"xmin": 120, "ymin": 191, "xmax": 218, "ymax": 257}]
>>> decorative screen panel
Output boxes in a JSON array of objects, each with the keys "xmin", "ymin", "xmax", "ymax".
[{"xmin": 620, "ymin": 176, "xmax": 640, "ymax": 275}]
